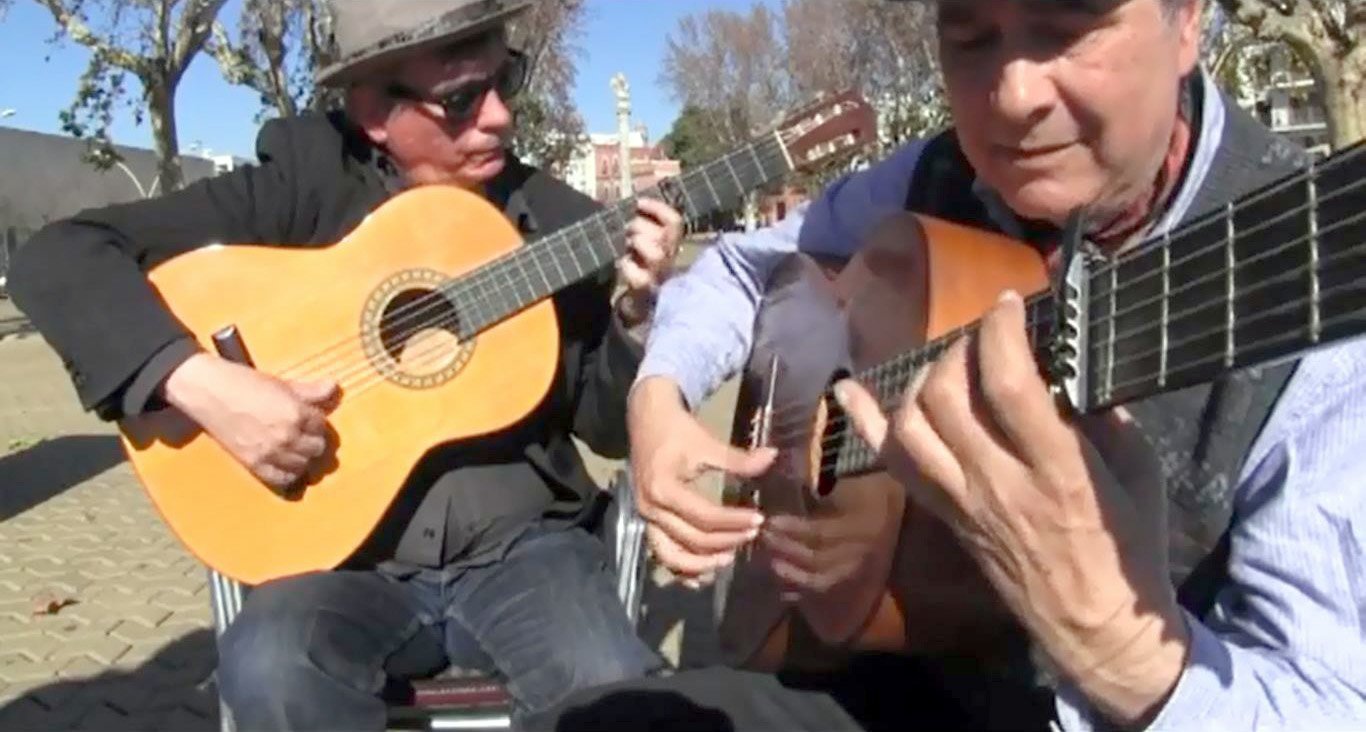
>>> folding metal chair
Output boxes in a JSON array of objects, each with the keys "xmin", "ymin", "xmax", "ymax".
[{"xmin": 208, "ymin": 467, "xmax": 650, "ymax": 732}]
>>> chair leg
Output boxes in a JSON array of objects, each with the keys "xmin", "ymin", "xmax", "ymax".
[
  {"xmin": 610, "ymin": 467, "xmax": 649, "ymax": 628},
  {"xmin": 207, "ymin": 569, "xmax": 247, "ymax": 732}
]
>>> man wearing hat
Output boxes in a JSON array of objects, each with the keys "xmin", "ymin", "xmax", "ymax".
[
  {"xmin": 11, "ymin": 0, "xmax": 683, "ymax": 728},
  {"xmin": 589, "ymin": 0, "xmax": 1366, "ymax": 729}
]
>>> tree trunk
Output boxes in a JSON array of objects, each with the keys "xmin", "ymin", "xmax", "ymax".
[
  {"xmin": 1321, "ymin": 47, "xmax": 1365, "ymax": 149},
  {"xmin": 146, "ymin": 80, "xmax": 184, "ymax": 194}
]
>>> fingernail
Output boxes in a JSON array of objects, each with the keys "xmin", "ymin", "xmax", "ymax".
[
  {"xmin": 833, "ymin": 381, "xmax": 850, "ymax": 406},
  {"xmin": 746, "ymin": 528, "xmax": 760, "ymax": 541},
  {"xmin": 998, "ymin": 289, "xmax": 1020, "ymax": 304},
  {"xmin": 751, "ymin": 513, "xmax": 765, "ymax": 528}
]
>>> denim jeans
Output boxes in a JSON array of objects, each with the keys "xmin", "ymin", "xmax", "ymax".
[{"xmin": 216, "ymin": 523, "xmax": 664, "ymax": 731}]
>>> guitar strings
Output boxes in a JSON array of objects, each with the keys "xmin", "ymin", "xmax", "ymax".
[
  {"xmin": 1089, "ymin": 142, "xmax": 1365, "ymax": 284},
  {"xmin": 268, "ymin": 143, "xmax": 787, "ymax": 385},
  {"xmin": 1100, "ymin": 228, "xmax": 1362, "ymax": 375},
  {"xmin": 1088, "ymin": 173, "xmax": 1366, "ymax": 331},
  {"xmin": 749, "ymin": 214, "xmax": 1366, "ymax": 458},
  {"xmin": 294, "ymin": 145, "xmax": 787, "ymax": 389},
  {"xmin": 345, "ymin": 149, "xmax": 1362, "ymax": 421},
  {"xmin": 282, "ymin": 142, "xmax": 1364, "ymax": 392},
  {"xmin": 248, "ymin": 146, "xmax": 1362, "ymax": 430},
  {"xmin": 806, "ymin": 290, "xmax": 1366, "ymax": 473},
  {"xmin": 726, "ymin": 183, "xmax": 1366, "ymax": 443}
]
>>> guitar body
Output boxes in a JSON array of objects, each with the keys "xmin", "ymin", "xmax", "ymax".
[
  {"xmin": 119, "ymin": 186, "xmax": 561, "ymax": 586},
  {"xmin": 719, "ymin": 212, "xmax": 1050, "ymax": 671}
]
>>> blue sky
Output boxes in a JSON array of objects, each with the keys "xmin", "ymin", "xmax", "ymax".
[{"xmin": 0, "ymin": 0, "xmax": 775, "ymax": 160}]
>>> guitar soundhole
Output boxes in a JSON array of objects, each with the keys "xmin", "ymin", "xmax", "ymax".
[{"xmin": 361, "ymin": 269, "xmax": 476, "ymax": 390}]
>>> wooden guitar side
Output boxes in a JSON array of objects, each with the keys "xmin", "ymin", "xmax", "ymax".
[
  {"xmin": 719, "ymin": 212, "xmax": 1050, "ymax": 671},
  {"xmin": 119, "ymin": 186, "xmax": 561, "ymax": 586}
]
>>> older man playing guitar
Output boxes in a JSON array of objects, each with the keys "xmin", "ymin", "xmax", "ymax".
[{"xmin": 543, "ymin": 0, "xmax": 1366, "ymax": 730}]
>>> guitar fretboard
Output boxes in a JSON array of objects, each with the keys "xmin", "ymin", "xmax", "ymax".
[
  {"xmin": 823, "ymin": 141, "xmax": 1366, "ymax": 480},
  {"xmin": 439, "ymin": 135, "xmax": 792, "ymax": 338}
]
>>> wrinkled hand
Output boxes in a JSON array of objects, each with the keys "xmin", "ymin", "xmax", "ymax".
[
  {"xmin": 835, "ymin": 289, "xmax": 1185, "ymax": 727},
  {"xmin": 162, "ymin": 353, "xmax": 338, "ymax": 491},
  {"xmin": 616, "ymin": 197, "xmax": 684, "ymax": 328},
  {"xmin": 628, "ymin": 377, "xmax": 775, "ymax": 583}
]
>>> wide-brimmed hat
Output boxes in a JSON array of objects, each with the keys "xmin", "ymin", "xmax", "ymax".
[{"xmin": 316, "ymin": 0, "xmax": 532, "ymax": 87}]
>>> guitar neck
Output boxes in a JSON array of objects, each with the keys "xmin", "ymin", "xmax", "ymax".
[
  {"xmin": 445, "ymin": 135, "xmax": 792, "ymax": 337},
  {"xmin": 826, "ymin": 141, "xmax": 1366, "ymax": 480}
]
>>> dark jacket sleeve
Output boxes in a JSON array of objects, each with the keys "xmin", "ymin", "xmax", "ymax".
[
  {"xmin": 520, "ymin": 170, "xmax": 642, "ymax": 458},
  {"xmin": 9, "ymin": 116, "xmax": 339, "ymax": 420},
  {"xmin": 561, "ymin": 270, "xmax": 644, "ymax": 459}
]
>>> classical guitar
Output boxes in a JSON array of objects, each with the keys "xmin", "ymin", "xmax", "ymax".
[
  {"xmin": 718, "ymin": 141, "xmax": 1366, "ymax": 672},
  {"xmin": 120, "ymin": 91, "xmax": 878, "ymax": 585}
]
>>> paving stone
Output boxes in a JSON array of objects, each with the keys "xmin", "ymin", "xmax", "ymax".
[
  {"xmin": 0, "ymin": 281, "xmax": 733, "ymax": 730},
  {"xmin": 48, "ymin": 636, "xmax": 132, "ymax": 666}
]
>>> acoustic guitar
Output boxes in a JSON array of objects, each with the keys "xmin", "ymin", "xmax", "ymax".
[
  {"xmin": 120, "ymin": 91, "xmax": 878, "ymax": 585},
  {"xmin": 717, "ymin": 140, "xmax": 1366, "ymax": 672}
]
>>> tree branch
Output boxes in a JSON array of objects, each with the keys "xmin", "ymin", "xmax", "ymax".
[
  {"xmin": 32, "ymin": 0, "xmax": 146, "ymax": 73},
  {"xmin": 173, "ymin": 0, "xmax": 231, "ymax": 80}
]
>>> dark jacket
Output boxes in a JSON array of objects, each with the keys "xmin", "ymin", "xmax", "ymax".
[{"xmin": 11, "ymin": 111, "xmax": 641, "ymax": 568}]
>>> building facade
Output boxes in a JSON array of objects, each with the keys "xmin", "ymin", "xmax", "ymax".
[
  {"xmin": 563, "ymin": 128, "xmax": 681, "ymax": 204},
  {"xmin": 1234, "ymin": 43, "xmax": 1331, "ymax": 160}
]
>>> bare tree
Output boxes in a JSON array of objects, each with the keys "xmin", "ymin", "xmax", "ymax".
[
  {"xmin": 660, "ymin": 5, "xmax": 791, "ymax": 149},
  {"xmin": 208, "ymin": 0, "xmax": 336, "ymax": 119},
  {"xmin": 507, "ymin": 0, "xmax": 588, "ymax": 174},
  {"xmin": 784, "ymin": 0, "xmax": 947, "ymax": 153},
  {"xmin": 1217, "ymin": 0, "xmax": 1364, "ymax": 148},
  {"xmin": 660, "ymin": 5, "xmax": 791, "ymax": 228},
  {"xmin": 34, "ymin": 0, "xmax": 231, "ymax": 193}
]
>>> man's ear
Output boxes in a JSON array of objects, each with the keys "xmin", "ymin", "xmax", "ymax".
[
  {"xmin": 1174, "ymin": 0, "xmax": 1204, "ymax": 77},
  {"xmin": 346, "ymin": 85, "xmax": 391, "ymax": 145}
]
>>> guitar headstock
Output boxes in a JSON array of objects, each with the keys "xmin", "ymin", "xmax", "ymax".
[{"xmin": 774, "ymin": 90, "xmax": 878, "ymax": 172}]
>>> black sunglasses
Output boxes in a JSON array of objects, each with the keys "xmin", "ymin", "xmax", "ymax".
[{"xmin": 386, "ymin": 50, "xmax": 528, "ymax": 124}]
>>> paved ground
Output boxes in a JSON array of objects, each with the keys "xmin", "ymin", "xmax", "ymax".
[{"xmin": 0, "ymin": 240, "xmax": 741, "ymax": 730}]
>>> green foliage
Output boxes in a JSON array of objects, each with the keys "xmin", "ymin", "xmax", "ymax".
[{"xmin": 659, "ymin": 105, "xmax": 727, "ymax": 170}]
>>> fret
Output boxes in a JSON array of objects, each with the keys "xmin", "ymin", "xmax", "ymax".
[
  {"xmin": 1224, "ymin": 202, "xmax": 1236, "ymax": 368},
  {"xmin": 676, "ymin": 178, "xmax": 700, "ymax": 220},
  {"xmin": 1105, "ymin": 258, "xmax": 1118, "ymax": 401},
  {"xmin": 546, "ymin": 232, "xmax": 570, "ymax": 291},
  {"xmin": 528, "ymin": 246, "xmax": 554, "ymax": 296},
  {"xmin": 501, "ymin": 259, "xmax": 527, "ymax": 312},
  {"xmin": 1158, "ymin": 231, "xmax": 1170, "ymax": 389},
  {"xmin": 573, "ymin": 224, "xmax": 596, "ymax": 275},
  {"xmin": 606, "ymin": 201, "xmax": 630, "ymax": 245},
  {"xmin": 1307, "ymin": 160, "xmax": 1322, "ymax": 343},
  {"xmin": 517, "ymin": 255, "xmax": 539, "ymax": 306},
  {"xmin": 722, "ymin": 153, "xmax": 744, "ymax": 197},
  {"xmin": 593, "ymin": 214, "xmax": 618, "ymax": 268},
  {"xmin": 746, "ymin": 142, "xmax": 767, "ymax": 186},
  {"xmin": 773, "ymin": 130, "xmax": 795, "ymax": 172},
  {"xmin": 699, "ymin": 164, "xmax": 723, "ymax": 209},
  {"xmin": 463, "ymin": 271, "xmax": 493, "ymax": 333}
]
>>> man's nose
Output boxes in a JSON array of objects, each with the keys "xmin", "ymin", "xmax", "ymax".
[
  {"xmin": 990, "ymin": 58, "xmax": 1056, "ymax": 128},
  {"xmin": 475, "ymin": 89, "xmax": 513, "ymax": 131}
]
